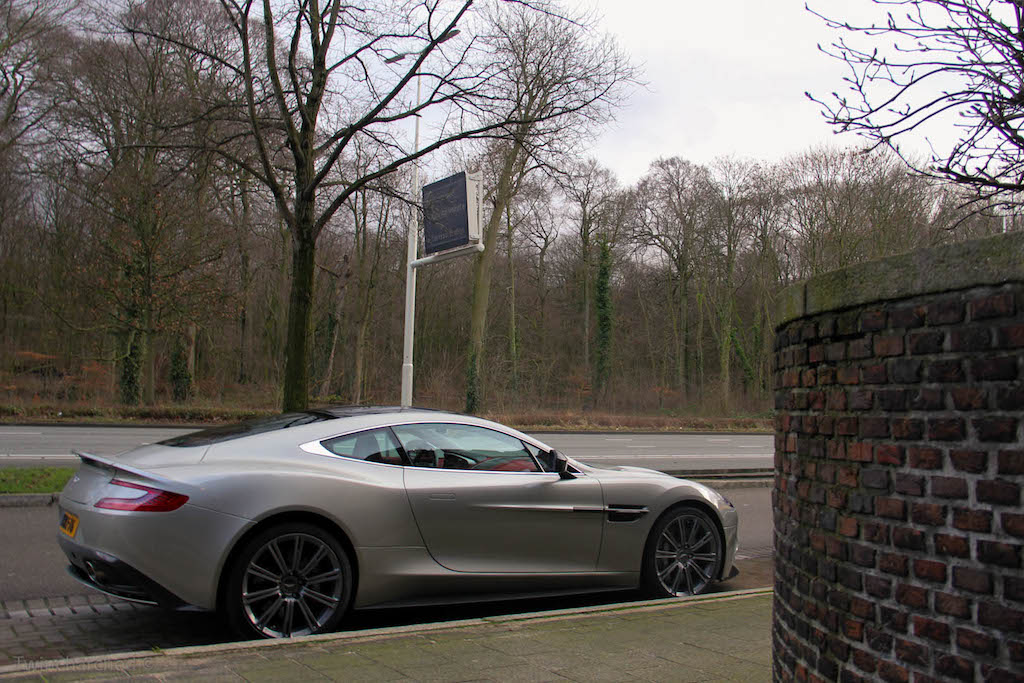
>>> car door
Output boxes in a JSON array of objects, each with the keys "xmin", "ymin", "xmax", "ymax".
[{"xmin": 395, "ymin": 423, "xmax": 605, "ymax": 573}]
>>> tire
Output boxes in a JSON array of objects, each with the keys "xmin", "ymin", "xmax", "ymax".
[
  {"xmin": 641, "ymin": 506, "xmax": 723, "ymax": 598},
  {"xmin": 225, "ymin": 522, "xmax": 352, "ymax": 639}
]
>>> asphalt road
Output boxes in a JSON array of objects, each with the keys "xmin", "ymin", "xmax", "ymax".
[
  {"xmin": 1, "ymin": 487, "xmax": 772, "ymax": 603},
  {"xmin": 0, "ymin": 425, "xmax": 773, "ymax": 471}
]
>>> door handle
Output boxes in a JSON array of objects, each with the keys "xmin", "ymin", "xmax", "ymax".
[{"xmin": 428, "ymin": 493, "xmax": 456, "ymax": 501}]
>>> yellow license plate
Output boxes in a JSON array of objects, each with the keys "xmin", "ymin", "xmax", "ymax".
[{"xmin": 59, "ymin": 511, "xmax": 79, "ymax": 539}]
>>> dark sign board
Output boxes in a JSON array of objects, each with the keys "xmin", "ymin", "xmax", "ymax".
[{"xmin": 423, "ymin": 172, "xmax": 471, "ymax": 255}]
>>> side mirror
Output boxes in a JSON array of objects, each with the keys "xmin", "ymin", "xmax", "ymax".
[{"xmin": 551, "ymin": 450, "xmax": 576, "ymax": 480}]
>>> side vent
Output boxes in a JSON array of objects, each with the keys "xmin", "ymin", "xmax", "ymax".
[{"xmin": 607, "ymin": 504, "xmax": 649, "ymax": 523}]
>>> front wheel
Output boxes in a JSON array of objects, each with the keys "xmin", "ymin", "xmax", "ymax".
[
  {"xmin": 642, "ymin": 507, "xmax": 723, "ymax": 598},
  {"xmin": 225, "ymin": 523, "xmax": 352, "ymax": 639}
]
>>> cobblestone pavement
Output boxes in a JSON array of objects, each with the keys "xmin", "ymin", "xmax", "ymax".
[
  {"xmin": 0, "ymin": 594, "xmax": 231, "ymax": 666},
  {"xmin": 1, "ymin": 591, "xmax": 773, "ymax": 682},
  {"xmin": 0, "ymin": 558, "xmax": 773, "ymax": 670}
]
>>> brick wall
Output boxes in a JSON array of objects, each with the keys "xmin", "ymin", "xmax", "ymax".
[{"xmin": 772, "ymin": 233, "xmax": 1024, "ymax": 682}]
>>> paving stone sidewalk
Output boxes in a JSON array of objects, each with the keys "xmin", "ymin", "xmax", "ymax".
[
  {"xmin": 0, "ymin": 558, "xmax": 774, "ymax": 670},
  {"xmin": 0, "ymin": 590, "xmax": 773, "ymax": 682}
]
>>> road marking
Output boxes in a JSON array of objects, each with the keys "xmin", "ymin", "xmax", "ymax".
[
  {"xmin": 603, "ymin": 438, "xmax": 633, "ymax": 441},
  {"xmin": 0, "ymin": 432, "xmax": 42, "ymax": 436},
  {"xmin": 0, "ymin": 453, "xmax": 75, "ymax": 458},
  {"xmin": 707, "ymin": 438, "xmax": 731, "ymax": 442},
  {"xmin": 739, "ymin": 445, "xmax": 765, "ymax": 448}
]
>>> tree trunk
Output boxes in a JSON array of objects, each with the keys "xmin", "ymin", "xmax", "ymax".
[
  {"xmin": 319, "ymin": 280, "xmax": 346, "ymax": 400},
  {"xmin": 237, "ymin": 186, "xmax": 252, "ymax": 384},
  {"xmin": 582, "ymin": 242, "xmax": 591, "ymax": 374},
  {"xmin": 282, "ymin": 213, "xmax": 317, "ymax": 411},
  {"xmin": 506, "ymin": 205, "xmax": 518, "ymax": 391},
  {"xmin": 719, "ymin": 309, "xmax": 731, "ymax": 412},
  {"xmin": 186, "ymin": 322, "xmax": 197, "ymax": 396},
  {"xmin": 719, "ymin": 243, "xmax": 736, "ymax": 412},
  {"xmin": 120, "ymin": 329, "xmax": 141, "ymax": 405},
  {"xmin": 465, "ymin": 144, "xmax": 524, "ymax": 414},
  {"xmin": 592, "ymin": 238, "xmax": 613, "ymax": 406},
  {"xmin": 142, "ymin": 327, "xmax": 155, "ymax": 405},
  {"xmin": 696, "ymin": 291, "xmax": 705, "ymax": 399},
  {"xmin": 353, "ymin": 315, "xmax": 369, "ymax": 404},
  {"xmin": 465, "ymin": 204, "xmax": 504, "ymax": 413}
]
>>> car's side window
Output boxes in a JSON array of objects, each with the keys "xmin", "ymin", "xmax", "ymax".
[
  {"xmin": 391, "ymin": 423, "xmax": 541, "ymax": 472},
  {"xmin": 320, "ymin": 428, "xmax": 405, "ymax": 465}
]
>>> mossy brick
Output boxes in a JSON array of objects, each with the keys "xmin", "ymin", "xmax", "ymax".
[
  {"xmin": 775, "ymin": 233, "xmax": 1024, "ymax": 326},
  {"xmin": 890, "ymin": 359, "xmax": 921, "ymax": 383},
  {"xmin": 929, "ymin": 299, "xmax": 965, "ymax": 326},
  {"xmin": 970, "ymin": 292, "xmax": 1015, "ymax": 320},
  {"xmin": 950, "ymin": 449, "xmax": 987, "ymax": 473},
  {"xmin": 998, "ymin": 324, "xmax": 1024, "ymax": 348},
  {"xmin": 926, "ymin": 359, "xmax": 965, "ymax": 383},
  {"xmin": 891, "ymin": 418, "xmax": 924, "ymax": 441},
  {"xmin": 957, "ymin": 628, "xmax": 997, "ymax": 655},
  {"xmin": 932, "ymin": 475, "xmax": 969, "ymax": 498},
  {"xmin": 954, "ymin": 507, "xmax": 992, "ymax": 532},
  {"xmin": 978, "ymin": 603, "xmax": 1024, "ymax": 632},
  {"xmin": 972, "ymin": 356, "xmax": 1019, "ymax": 381},
  {"xmin": 908, "ymin": 446, "xmax": 942, "ymax": 469},
  {"xmin": 950, "ymin": 386, "xmax": 987, "ymax": 410},
  {"xmin": 954, "ymin": 567, "xmax": 994, "ymax": 594},
  {"xmin": 909, "ymin": 330, "xmax": 944, "ymax": 354},
  {"xmin": 950, "ymin": 326, "xmax": 992, "ymax": 352},
  {"xmin": 935, "ymin": 654, "xmax": 973, "ymax": 680},
  {"xmin": 997, "ymin": 385, "xmax": 1024, "ymax": 410},
  {"xmin": 974, "ymin": 417, "xmax": 1019, "ymax": 442},
  {"xmin": 935, "ymin": 533, "xmax": 970, "ymax": 558},
  {"xmin": 1004, "ymin": 513, "xmax": 1024, "ymax": 538},
  {"xmin": 928, "ymin": 418, "xmax": 966, "ymax": 441},
  {"xmin": 998, "ymin": 450, "xmax": 1024, "ymax": 475},
  {"xmin": 977, "ymin": 540, "xmax": 1022, "ymax": 568}
]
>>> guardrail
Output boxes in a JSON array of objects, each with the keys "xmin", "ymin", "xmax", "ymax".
[{"xmin": 664, "ymin": 468, "xmax": 774, "ymax": 488}]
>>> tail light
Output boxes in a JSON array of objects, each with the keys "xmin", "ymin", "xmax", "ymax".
[{"xmin": 95, "ymin": 480, "xmax": 189, "ymax": 512}]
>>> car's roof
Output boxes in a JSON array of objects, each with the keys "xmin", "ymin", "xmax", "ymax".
[
  {"xmin": 160, "ymin": 406, "xmax": 522, "ymax": 449},
  {"xmin": 313, "ymin": 405, "xmax": 447, "ymax": 418}
]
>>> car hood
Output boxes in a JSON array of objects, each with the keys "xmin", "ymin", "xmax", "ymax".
[{"xmin": 584, "ymin": 463, "xmax": 675, "ymax": 480}]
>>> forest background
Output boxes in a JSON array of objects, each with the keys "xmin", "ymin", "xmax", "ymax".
[{"xmin": 0, "ymin": 0, "xmax": 1009, "ymax": 425}]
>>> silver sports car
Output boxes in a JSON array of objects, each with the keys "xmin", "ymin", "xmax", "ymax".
[{"xmin": 57, "ymin": 407, "xmax": 739, "ymax": 639}]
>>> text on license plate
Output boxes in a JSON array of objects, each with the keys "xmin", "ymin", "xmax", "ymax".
[{"xmin": 59, "ymin": 511, "xmax": 79, "ymax": 538}]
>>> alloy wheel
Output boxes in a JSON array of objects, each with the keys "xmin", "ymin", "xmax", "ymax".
[
  {"xmin": 240, "ymin": 532, "xmax": 345, "ymax": 638},
  {"xmin": 653, "ymin": 511, "xmax": 721, "ymax": 596}
]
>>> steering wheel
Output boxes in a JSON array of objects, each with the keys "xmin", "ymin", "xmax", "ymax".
[{"xmin": 405, "ymin": 439, "xmax": 441, "ymax": 468}]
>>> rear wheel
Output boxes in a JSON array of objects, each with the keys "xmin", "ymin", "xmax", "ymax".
[
  {"xmin": 642, "ymin": 507, "xmax": 723, "ymax": 598},
  {"xmin": 225, "ymin": 523, "xmax": 352, "ymax": 639}
]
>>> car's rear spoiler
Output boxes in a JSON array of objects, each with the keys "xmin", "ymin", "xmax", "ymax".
[{"xmin": 72, "ymin": 450, "xmax": 180, "ymax": 488}]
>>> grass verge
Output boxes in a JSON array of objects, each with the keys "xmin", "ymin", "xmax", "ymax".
[{"xmin": 0, "ymin": 467, "xmax": 76, "ymax": 494}]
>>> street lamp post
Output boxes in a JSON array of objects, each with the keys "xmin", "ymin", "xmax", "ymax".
[
  {"xmin": 400, "ymin": 74, "xmax": 422, "ymax": 408},
  {"xmin": 392, "ymin": 30, "xmax": 460, "ymax": 408}
]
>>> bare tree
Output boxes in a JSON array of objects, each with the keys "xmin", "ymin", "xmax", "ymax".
[
  {"xmin": 809, "ymin": 0, "xmax": 1024, "ymax": 207},
  {"xmin": 462, "ymin": 4, "xmax": 634, "ymax": 413},
  {"xmin": 556, "ymin": 158, "xmax": 619, "ymax": 378},
  {"xmin": 632, "ymin": 157, "xmax": 715, "ymax": 397},
  {"xmin": 0, "ymin": 0, "xmax": 75, "ymax": 153},
  {"xmin": 44, "ymin": 7, "xmax": 232, "ymax": 404}
]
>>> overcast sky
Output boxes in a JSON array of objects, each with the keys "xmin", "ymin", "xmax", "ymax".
[{"xmin": 579, "ymin": 0, "xmax": 864, "ymax": 183}]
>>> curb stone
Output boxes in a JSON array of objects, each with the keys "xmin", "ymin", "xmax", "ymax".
[
  {"xmin": 0, "ymin": 494, "xmax": 58, "ymax": 508},
  {"xmin": 0, "ymin": 588, "xmax": 773, "ymax": 676}
]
